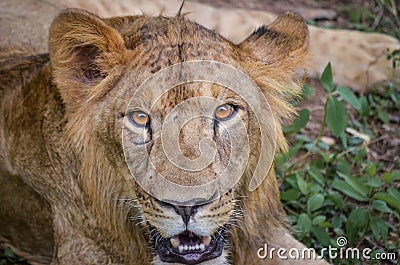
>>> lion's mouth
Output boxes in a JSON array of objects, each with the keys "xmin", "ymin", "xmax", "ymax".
[{"xmin": 154, "ymin": 228, "xmax": 225, "ymax": 264}]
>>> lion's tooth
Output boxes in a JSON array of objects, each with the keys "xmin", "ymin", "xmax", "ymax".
[
  {"xmin": 178, "ymin": 245, "xmax": 184, "ymax": 253},
  {"xmin": 195, "ymin": 244, "xmax": 200, "ymax": 250},
  {"xmin": 203, "ymin": 236, "xmax": 212, "ymax": 246},
  {"xmin": 200, "ymin": 243, "xmax": 205, "ymax": 251},
  {"xmin": 170, "ymin": 237, "xmax": 180, "ymax": 248},
  {"xmin": 184, "ymin": 245, "xmax": 188, "ymax": 251},
  {"xmin": 188, "ymin": 246, "xmax": 193, "ymax": 251}
]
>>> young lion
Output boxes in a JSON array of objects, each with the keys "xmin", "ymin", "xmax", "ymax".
[{"xmin": 0, "ymin": 1, "xmax": 342, "ymax": 265}]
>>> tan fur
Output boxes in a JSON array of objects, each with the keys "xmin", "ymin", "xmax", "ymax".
[{"xmin": 0, "ymin": 3, "xmax": 333, "ymax": 265}]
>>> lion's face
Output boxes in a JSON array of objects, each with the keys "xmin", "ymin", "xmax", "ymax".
[
  {"xmin": 49, "ymin": 9, "xmax": 308, "ymax": 265},
  {"xmin": 125, "ymin": 82, "xmax": 252, "ymax": 264}
]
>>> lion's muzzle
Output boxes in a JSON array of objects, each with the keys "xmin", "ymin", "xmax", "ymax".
[{"xmin": 151, "ymin": 203, "xmax": 225, "ymax": 264}]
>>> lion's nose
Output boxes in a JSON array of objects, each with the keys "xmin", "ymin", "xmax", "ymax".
[{"xmin": 173, "ymin": 205, "xmax": 198, "ymax": 225}]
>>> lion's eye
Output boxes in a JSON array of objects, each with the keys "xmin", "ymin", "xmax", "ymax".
[
  {"xmin": 129, "ymin": 111, "xmax": 150, "ymax": 127},
  {"xmin": 215, "ymin": 104, "xmax": 234, "ymax": 121}
]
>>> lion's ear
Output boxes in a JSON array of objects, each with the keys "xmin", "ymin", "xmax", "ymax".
[
  {"xmin": 240, "ymin": 12, "xmax": 309, "ymax": 66},
  {"xmin": 49, "ymin": 9, "xmax": 126, "ymax": 110}
]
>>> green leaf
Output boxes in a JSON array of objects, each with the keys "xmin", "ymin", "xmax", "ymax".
[
  {"xmin": 312, "ymin": 226, "xmax": 331, "ymax": 246},
  {"xmin": 332, "ymin": 180, "xmax": 368, "ymax": 201},
  {"xmin": 17, "ymin": 256, "xmax": 26, "ymax": 262},
  {"xmin": 308, "ymin": 166, "xmax": 324, "ymax": 185},
  {"xmin": 312, "ymin": 215, "xmax": 327, "ymax": 225},
  {"xmin": 332, "ymin": 215, "xmax": 342, "ymax": 229},
  {"xmin": 374, "ymin": 192, "xmax": 400, "ymax": 211},
  {"xmin": 296, "ymin": 175, "xmax": 308, "ymax": 195},
  {"xmin": 319, "ymin": 222, "xmax": 332, "ymax": 228},
  {"xmin": 362, "ymin": 176, "xmax": 381, "ymax": 188},
  {"xmin": 276, "ymin": 142, "xmax": 302, "ymax": 164},
  {"xmin": 326, "ymin": 97, "xmax": 348, "ymax": 137},
  {"xmin": 366, "ymin": 163, "xmax": 377, "ymax": 176},
  {"xmin": 383, "ymin": 172, "xmax": 391, "ymax": 184},
  {"xmin": 309, "ymin": 183, "xmax": 323, "ymax": 194},
  {"xmin": 340, "ymin": 131, "xmax": 347, "ymax": 149},
  {"xmin": 335, "ymin": 159, "xmax": 351, "ymax": 176},
  {"xmin": 302, "ymin": 83, "xmax": 315, "ymax": 99},
  {"xmin": 283, "ymin": 109, "xmax": 310, "ymax": 134},
  {"xmin": 327, "ymin": 192, "xmax": 344, "ymax": 210},
  {"xmin": 383, "ymin": 170, "xmax": 400, "ymax": 184},
  {"xmin": 391, "ymin": 170, "xmax": 400, "ymax": 180},
  {"xmin": 3, "ymin": 248, "xmax": 16, "ymax": 259},
  {"xmin": 284, "ymin": 174, "xmax": 298, "ymax": 189},
  {"xmin": 349, "ymin": 136, "xmax": 363, "ymax": 145},
  {"xmin": 372, "ymin": 200, "xmax": 392, "ymax": 213},
  {"xmin": 307, "ymin": 194, "xmax": 325, "ymax": 212},
  {"xmin": 387, "ymin": 187, "xmax": 400, "ymax": 202},
  {"xmin": 354, "ymin": 148, "xmax": 367, "ymax": 162},
  {"xmin": 370, "ymin": 217, "xmax": 381, "ymax": 241},
  {"xmin": 280, "ymin": 189, "xmax": 301, "ymax": 202},
  {"xmin": 337, "ymin": 86, "xmax": 361, "ymax": 110},
  {"xmin": 337, "ymin": 172, "xmax": 369, "ymax": 197},
  {"xmin": 297, "ymin": 213, "xmax": 312, "ymax": 239},
  {"xmin": 370, "ymin": 217, "xmax": 388, "ymax": 243},
  {"xmin": 346, "ymin": 207, "xmax": 369, "ymax": 245},
  {"xmin": 295, "ymin": 134, "xmax": 312, "ymax": 143},
  {"xmin": 321, "ymin": 62, "xmax": 334, "ymax": 93},
  {"xmin": 377, "ymin": 109, "xmax": 390, "ymax": 124},
  {"xmin": 359, "ymin": 96, "xmax": 372, "ymax": 117}
]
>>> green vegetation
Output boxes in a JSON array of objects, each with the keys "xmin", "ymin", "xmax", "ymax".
[
  {"xmin": 340, "ymin": 0, "xmax": 400, "ymax": 38},
  {"xmin": 276, "ymin": 62, "xmax": 399, "ymax": 264},
  {"xmin": 0, "ymin": 248, "xmax": 26, "ymax": 265}
]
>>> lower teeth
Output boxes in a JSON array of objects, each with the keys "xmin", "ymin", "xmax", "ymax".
[
  {"xmin": 169, "ymin": 234, "xmax": 212, "ymax": 253},
  {"xmin": 177, "ymin": 243, "xmax": 206, "ymax": 253}
]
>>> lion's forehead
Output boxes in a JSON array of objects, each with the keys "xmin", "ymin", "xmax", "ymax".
[
  {"xmin": 117, "ymin": 16, "xmax": 240, "ymax": 72},
  {"xmin": 148, "ymin": 83, "xmax": 243, "ymax": 120}
]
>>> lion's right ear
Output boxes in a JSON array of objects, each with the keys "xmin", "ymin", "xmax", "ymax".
[{"xmin": 49, "ymin": 9, "xmax": 127, "ymax": 111}]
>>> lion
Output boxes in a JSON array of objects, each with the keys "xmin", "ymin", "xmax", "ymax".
[{"xmin": 0, "ymin": 1, "xmax": 334, "ymax": 264}]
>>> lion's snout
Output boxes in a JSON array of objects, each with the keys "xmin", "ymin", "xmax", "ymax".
[{"xmin": 151, "ymin": 200, "xmax": 227, "ymax": 264}]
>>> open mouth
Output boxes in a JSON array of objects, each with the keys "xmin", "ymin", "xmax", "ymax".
[{"xmin": 154, "ymin": 227, "xmax": 225, "ymax": 265}]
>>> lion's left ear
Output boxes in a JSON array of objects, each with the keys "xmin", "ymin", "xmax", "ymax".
[
  {"xmin": 49, "ymin": 8, "xmax": 127, "ymax": 111},
  {"xmin": 239, "ymin": 12, "xmax": 309, "ymax": 66}
]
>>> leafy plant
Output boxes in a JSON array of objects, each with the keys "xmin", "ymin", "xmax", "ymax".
[
  {"xmin": 276, "ymin": 63, "xmax": 400, "ymax": 264},
  {"xmin": 0, "ymin": 248, "xmax": 26, "ymax": 265},
  {"xmin": 340, "ymin": 0, "xmax": 400, "ymax": 38}
]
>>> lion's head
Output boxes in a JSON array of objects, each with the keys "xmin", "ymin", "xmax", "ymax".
[{"xmin": 49, "ymin": 9, "xmax": 308, "ymax": 264}]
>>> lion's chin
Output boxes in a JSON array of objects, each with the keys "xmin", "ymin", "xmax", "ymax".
[{"xmin": 154, "ymin": 227, "xmax": 225, "ymax": 265}]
